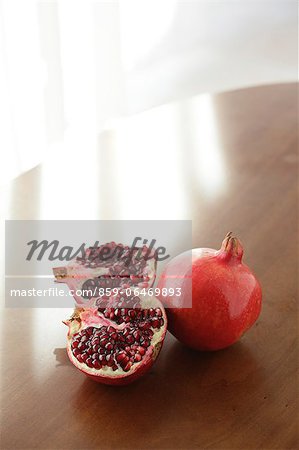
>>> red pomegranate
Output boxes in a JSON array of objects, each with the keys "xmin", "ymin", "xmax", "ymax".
[
  {"xmin": 64, "ymin": 290, "xmax": 167, "ymax": 385},
  {"xmin": 54, "ymin": 242, "xmax": 156, "ymax": 306},
  {"xmin": 157, "ymin": 232, "xmax": 262, "ymax": 351}
]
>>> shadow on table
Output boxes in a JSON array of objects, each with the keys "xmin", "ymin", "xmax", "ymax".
[{"xmin": 53, "ymin": 347, "xmax": 71, "ymax": 367}]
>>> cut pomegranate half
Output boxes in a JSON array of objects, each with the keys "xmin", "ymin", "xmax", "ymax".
[
  {"xmin": 64, "ymin": 291, "xmax": 167, "ymax": 385},
  {"xmin": 53, "ymin": 242, "xmax": 157, "ymax": 306}
]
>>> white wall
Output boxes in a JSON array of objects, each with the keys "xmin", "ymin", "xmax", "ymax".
[
  {"xmin": 122, "ymin": 1, "xmax": 297, "ymax": 111},
  {"xmin": 0, "ymin": 0, "xmax": 297, "ymax": 185}
]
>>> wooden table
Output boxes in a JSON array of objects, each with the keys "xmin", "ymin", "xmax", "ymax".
[{"xmin": 1, "ymin": 83, "xmax": 298, "ymax": 449}]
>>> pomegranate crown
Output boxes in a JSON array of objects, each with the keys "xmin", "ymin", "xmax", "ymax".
[{"xmin": 220, "ymin": 232, "xmax": 244, "ymax": 261}]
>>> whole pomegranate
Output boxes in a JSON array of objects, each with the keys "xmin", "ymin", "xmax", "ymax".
[
  {"xmin": 157, "ymin": 232, "xmax": 262, "ymax": 351},
  {"xmin": 64, "ymin": 290, "xmax": 167, "ymax": 385}
]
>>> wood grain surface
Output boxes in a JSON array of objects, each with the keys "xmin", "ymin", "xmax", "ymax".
[{"xmin": 1, "ymin": 83, "xmax": 298, "ymax": 449}]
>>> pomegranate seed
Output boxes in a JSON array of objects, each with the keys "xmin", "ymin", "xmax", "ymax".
[
  {"xmin": 123, "ymin": 361, "xmax": 132, "ymax": 372},
  {"xmin": 159, "ymin": 318, "xmax": 164, "ymax": 327},
  {"xmin": 138, "ymin": 346, "xmax": 146, "ymax": 355},
  {"xmin": 149, "ymin": 308, "xmax": 155, "ymax": 317},
  {"xmin": 155, "ymin": 308, "xmax": 162, "ymax": 317},
  {"xmin": 106, "ymin": 355, "xmax": 114, "ymax": 366},
  {"xmin": 112, "ymin": 365, "xmax": 118, "ymax": 371},
  {"xmin": 78, "ymin": 343, "xmax": 86, "ymax": 350},
  {"xmin": 73, "ymin": 348, "xmax": 80, "ymax": 357},
  {"xmin": 119, "ymin": 356, "xmax": 129, "ymax": 368},
  {"xmin": 139, "ymin": 322, "xmax": 150, "ymax": 331},
  {"xmin": 115, "ymin": 351, "xmax": 127, "ymax": 363},
  {"xmin": 107, "ymin": 326, "xmax": 116, "ymax": 333},
  {"xmin": 126, "ymin": 335, "xmax": 134, "ymax": 345},
  {"xmin": 151, "ymin": 319, "xmax": 160, "ymax": 328},
  {"xmin": 100, "ymin": 338, "xmax": 108, "ymax": 347},
  {"xmin": 81, "ymin": 353, "xmax": 89, "ymax": 362},
  {"xmin": 76, "ymin": 354, "xmax": 83, "ymax": 363},
  {"xmin": 147, "ymin": 329, "xmax": 154, "ymax": 338},
  {"xmin": 72, "ymin": 341, "xmax": 79, "ymax": 348},
  {"xmin": 134, "ymin": 354, "xmax": 142, "ymax": 362},
  {"xmin": 92, "ymin": 338, "xmax": 100, "ymax": 345},
  {"xmin": 92, "ymin": 353, "xmax": 99, "ymax": 360},
  {"xmin": 133, "ymin": 330, "xmax": 141, "ymax": 341},
  {"xmin": 105, "ymin": 342, "xmax": 113, "ymax": 351},
  {"xmin": 85, "ymin": 357, "xmax": 93, "ymax": 367},
  {"xmin": 93, "ymin": 360, "xmax": 102, "ymax": 369},
  {"xmin": 142, "ymin": 310, "xmax": 148, "ymax": 319}
]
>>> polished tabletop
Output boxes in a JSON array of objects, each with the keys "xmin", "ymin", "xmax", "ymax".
[{"xmin": 1, "ymin": 83, "xmax": 298, "ymax": 449}]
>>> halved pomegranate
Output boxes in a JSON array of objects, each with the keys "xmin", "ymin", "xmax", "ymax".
[
  {"xmin": 64, "ymin": 291, "xmax": 167, "ymax": 385},
  {"xmin": 54, "ymin": 242, "xmax": 156, "ymax": 306}
]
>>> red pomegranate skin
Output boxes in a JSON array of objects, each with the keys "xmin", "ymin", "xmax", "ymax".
[
  {"xmin": 82, "ymin": 356, "xmax": 160, "ymax": 386},
  {"xmin": 158, "ymin": 233, "xmax": 262, "ymax": 351},
  {"xmin": 67, "ymin": 342, "xmax": 163, "ymax": 386}
]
